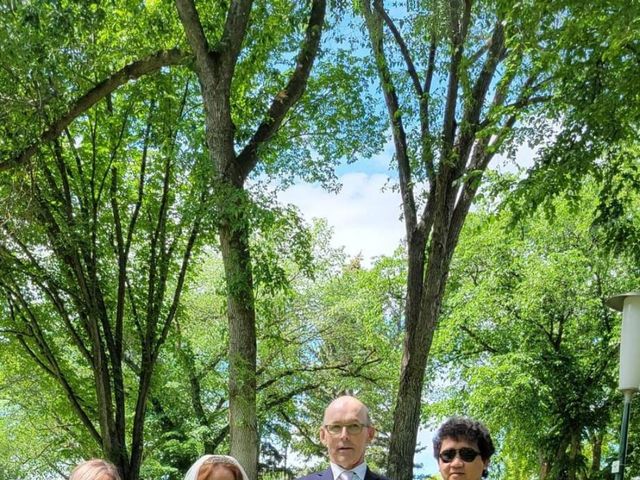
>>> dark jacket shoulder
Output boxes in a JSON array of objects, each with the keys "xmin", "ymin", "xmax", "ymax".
[
  {"xmin": 296, "ymin": 468, "xmax": 333, "ymax": 480},
  {"xmin": 364, "ymin": 467, "xmax": 390, "ymax": 480}
]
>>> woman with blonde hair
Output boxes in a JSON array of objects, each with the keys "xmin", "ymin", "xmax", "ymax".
[
  {"xmin": 69, "ymin": 459, "xmax": 121, "ymax": 480},
  {"xmin": 184, "ymin": 455, "xmax": 250, "ymax": 480}
]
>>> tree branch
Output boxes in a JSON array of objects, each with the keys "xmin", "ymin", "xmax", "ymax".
[
  {"xmin": 257, "ymin": 361, "xmax": 353, "ymax": 391},
  {"xmin": 174, "ymin": 0, "xmax": 212, "ymax": 69},
  {"xmin": 263, "ymin": 383, "xmax": 321, "ymax": 411},
  {"xmin": 218, "ymin": 0, "xmax": 254, "ymax": 66},
  {"xmin": 455, "ymin": 20, "xmax": 505, "ymax": 173},
  {"xmin": 361, "ymin": 0, "xmax": 417, "ymax": 233},
  {"xmin": 236, "ymin": 0, "xmax": 327, "ymax": 181},
  {"xmin": 441, "ymin": 0, "xmax": 472, "ymax": 154},
  {"xmin": 460, "ymin": 325, "xmax": 499, "ymax": 354},
  {"xmin": 6, "ymin": 291, "xmax": 103, "ymax": 445},
  {"xmin": 421, "ymin": 34, "xmax": 437, "ymax": 180},
  {"xmin": 1, "ymin": 49, "xmax": 187, "ymax": 172}
]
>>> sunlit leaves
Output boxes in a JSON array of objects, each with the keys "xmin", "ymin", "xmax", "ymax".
[{"xmin": 430, "ymin": 182, "xmax": 638, "ymax": 479}]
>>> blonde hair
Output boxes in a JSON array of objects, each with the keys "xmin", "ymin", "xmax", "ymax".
[{"xmin": 69, "ymin": 459, "xmax": 121, "ymax": 480}]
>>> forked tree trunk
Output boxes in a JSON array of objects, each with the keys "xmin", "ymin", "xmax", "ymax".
[{"xmin": 359, "ymin": 1, "xmax": 544, "ymax": 479}]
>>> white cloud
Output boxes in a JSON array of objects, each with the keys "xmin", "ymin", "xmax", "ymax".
[
  {"xmin": 278, "ymin": 140, "xmax": 537, "ymax": 264},
  {"xmin": 278, "ymin": 172, "xmax": 405, "ymax": 263}
]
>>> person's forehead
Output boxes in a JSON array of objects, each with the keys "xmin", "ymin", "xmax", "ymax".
[
  {"xmin": 323, "ymin": 398, "xmax": 367, "ymax": 423},
  {"xmin": 209, "ymin": 465, "xmax": 237, "ymax": 480}
]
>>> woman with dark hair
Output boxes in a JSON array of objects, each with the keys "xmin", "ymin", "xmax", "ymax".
[
  {"xmin": 184, "ymin": 455, "xmax": 250, "ymax": 480},
  {"xmin": 69, "ymin": 459, "xmax": 121, "ymax": 480},
  {"xmin": 433, "ymin": 417, "xmax": 495, "ymax": 480}
]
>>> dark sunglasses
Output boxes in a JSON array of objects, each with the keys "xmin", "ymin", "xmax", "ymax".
[{"xmin": 439, "ymin": 447, "xmax": 481, "ymax": 463}]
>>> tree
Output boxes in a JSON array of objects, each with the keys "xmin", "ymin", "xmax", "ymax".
[
  {"xmin": 429, "ymin": 185, "xmax": 640, "ymax": 480},
  {"xmin": 1, "ymin": 1, "xmax": 384, "ymax": 477},
  {"xmin": 172, "ymin": 1, "xmax": 327, "ymax": 477},
  {"xmin": 356, "ymin": 1, "xmax": 562, "ymax": 477},
  {"xmin": 0, "ymin": 66, "xmax": 209, "ymax": 480},
  {"xmin": 508, "ymin": 0, "xmax": 640, "ymax": 265}
]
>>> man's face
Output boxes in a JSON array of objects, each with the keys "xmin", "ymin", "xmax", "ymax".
[{"xmin": 319, "ymin": 397, "xmax": 376, "ymax": 470}]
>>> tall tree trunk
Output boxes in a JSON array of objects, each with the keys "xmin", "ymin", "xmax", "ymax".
[
  {"xmin": 590, "ymin": 432, "xmax": 603, "ymax": 478},
  {"xmin": 219, "ymin": 190, "xmax": 258, "ymax": 480},
  {"xmin": 568, "ymin": 429, "xmax": 581, "ymax": 480},
  {"xmin": 388, "ymin": 191, "xmax": 460, "ymax": 480},
  {"xmin": 175, "ymin": 1, "xmax": 326, "ymax": 478}
]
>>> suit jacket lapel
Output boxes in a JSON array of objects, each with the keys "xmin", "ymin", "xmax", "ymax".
[
  {"xmin": 321, "ymin": 468, "xmax": 334, "ymax": 480},
  {"xmin": 363, "ymin": 467, "xmax": 378, "ymax": 480}
]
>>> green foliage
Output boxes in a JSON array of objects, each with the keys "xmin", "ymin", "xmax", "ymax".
[
  {"xmin": 429, "ymin": 180, "xmax": 639, "ymax": 480},
  {"xmin": 0, "ymin": 0, "xmax": 182, "ymax": 160},
  {"xmin": 0, "ymin": 66, "xmax": 211, "ymax": 478},
  {"xmin": 506, "ymin": 0, "xmax": 640, "ymax": 264},
  {"xmin": 1, "ymin": 0, "xmax": 388, "ymax": 475},
  {"xmin": 126, "ymin": 221, "xmax": 404, "ymax": 476},
  {"xmin": 253, "ymin": 48, "xmax": 387, "ymax": 190}
]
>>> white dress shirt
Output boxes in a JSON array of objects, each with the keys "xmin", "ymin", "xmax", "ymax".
[{"xmin": 329, "ymin": 462, "xmax": 368, "ymax": 480}]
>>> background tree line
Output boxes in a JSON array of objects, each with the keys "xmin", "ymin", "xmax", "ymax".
[{"xmin": 1, "ymin": 0, "xmax": 639, "ymax": 479}]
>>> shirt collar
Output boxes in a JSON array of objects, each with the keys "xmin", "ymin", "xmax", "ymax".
[{"xmin": 329, "ymin": 462, "xmax": 368, "ymax": 480}]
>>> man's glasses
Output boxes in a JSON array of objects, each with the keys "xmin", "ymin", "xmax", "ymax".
[
  {"xmin": 439, "ymin": 447, "xmax": 481, "ymax": 463},
  {"xmin": 323, "ymin": 423, "xmax": 369, "ymax": 436}
]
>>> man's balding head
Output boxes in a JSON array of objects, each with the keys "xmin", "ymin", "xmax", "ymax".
[
  {"xmin": 320, "ymin": 396, "xmax": 375, "ymax": 469},
  {"xmin": 323, "ymin": 396, "xmax": 371, "ymax": 425}
]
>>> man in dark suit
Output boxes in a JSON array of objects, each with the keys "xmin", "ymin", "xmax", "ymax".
[{"xmin": 297, "ymin": 396, "xmax": 389, "ymax": 480}]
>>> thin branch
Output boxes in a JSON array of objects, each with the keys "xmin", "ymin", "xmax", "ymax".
[
  {"xmin": 467, "ymin": 43, "xmax": 489, "ymax": 66},
  {"xmin": 421, "ymin": 34, "xmax": 438, "ymax": 180},
  {"xmin": 279, "ymin": 410, "xmax": 320, "ymax": 449},
  {"xmin": 1, "ymin": 236, "xmax": 93, "ymax": 363},
  {"xmin": 6, "ymin": 291, "xmax": 102, "ymax": 444},
  {"xmin": 460, "ymin": 325, "xmax": 499, "ymax": 354},
  {"xmin": 154, "ymin": 213, "xmax": 202, "ymax": 359},
  {"xmin": 361, "ymin": 0, "xmax": 417, "ymax": 233},
  {"xmin": 374, "ymin": 0, "xmax": 422, "ymax": 97},
  {"xmin": 208, "ymin": 425, "xmax": 231, "ymax": 453},
  {"xmin": 263, "ymin": 383, "xmax": 321, "ymax": 411},
  {"xmin": 500, "ymin": 94, "xmax": 553, "ymax": 111},
  {"xmin": 257, "ymin": 361, "xmax": 353, "ymax": 391},
  {"xmin": 125, "ymin": 106, "xmax": 153, "ymax": 258}
]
